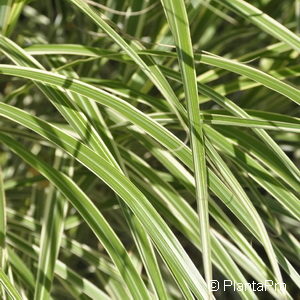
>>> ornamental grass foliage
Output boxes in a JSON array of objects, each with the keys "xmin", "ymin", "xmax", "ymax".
[{"xmin": 0, "ymin": 0, "xmax": 299, "ymax": 299}]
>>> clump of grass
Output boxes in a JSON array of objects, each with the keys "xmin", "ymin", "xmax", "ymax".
[{"xmin": 0, "ymin": 0, "xmax": 299, "ymax": 299}]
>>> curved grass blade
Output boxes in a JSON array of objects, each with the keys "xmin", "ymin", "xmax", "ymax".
[
  {"xmin": 0, "ymin": 63, "xmax": 298, "ymax": 222},
  {"xmin": 50, "ymin": 56, "xmax": 169, "ymax": 299}
]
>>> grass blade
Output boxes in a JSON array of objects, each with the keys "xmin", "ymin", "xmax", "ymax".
[{"xmin": 159, "ymin": 0, "xmax": 211, "ymax": 291}]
